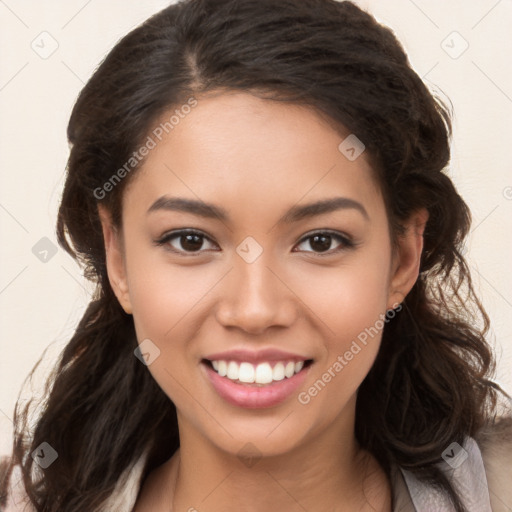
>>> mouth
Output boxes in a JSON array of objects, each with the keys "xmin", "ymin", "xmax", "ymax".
[
  {"xmin": 202, "ymin": 358, "xmax": 314, "ymax": 386},
  {"xmin": 201, "ymin": 356, "xmax": 313, "ymax": 409}
]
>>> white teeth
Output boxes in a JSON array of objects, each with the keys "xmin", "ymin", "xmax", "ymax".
[
  {"xmin": 217, "ymin": 360, "xmax": 227, "ymax": 377},
  {"xmin": 273, "ymin": 362, "xmax": 285, "ymax": 381},
  {"xmin": 209, "ymin": 359, "xmax": 307, "ymax": 384},
  {"xmin": 227, "ymin": 361, "xmax": 239, "ymax": 380},
  {"xmin": 255, "ymin": 363, "xmax": 273, "ymax": 384},
  {"xmin": 238, "ymin": 362, "xmax": 255, "ymax": 383},
  {"xmin": 284, "ymin": 362, "xmax": 295, "ymax": 378}
]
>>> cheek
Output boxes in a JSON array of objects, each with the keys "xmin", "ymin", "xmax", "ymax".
[
  {"xmin": 296, "ymin": 279, "xmax": 389, "ymax": 421},
  {"xmin": 125, "ymin": 260, "xmax": 206, "ymax": 405},
  {"xmin": 291, "ymin": 251, "xmax": 391, "ymax": 342},
  {"xmin": 293, "ymin": 250, "xmax": 391, "ymax": 406},
  {"xmin": 125, "ymin": 245, "xmax": 221, "ymax": 341}
]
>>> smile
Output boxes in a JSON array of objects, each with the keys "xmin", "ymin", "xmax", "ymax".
[
  {"xmin": 210, "ymin": 359, "xmax": 307, "ymax": 385},
  {"xmin": 201, "ymin": 356, "xmax": 313, "ymax": 409}
]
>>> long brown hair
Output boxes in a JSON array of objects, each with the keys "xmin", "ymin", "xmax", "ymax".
[{"xmin": 1, "ymin": 1, "xmax": 508, "ymax": 510}]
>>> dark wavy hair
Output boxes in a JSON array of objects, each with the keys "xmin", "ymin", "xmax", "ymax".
[{"xmin": 1, "ymin": 0, "xmax": 508, "ymax": 510}]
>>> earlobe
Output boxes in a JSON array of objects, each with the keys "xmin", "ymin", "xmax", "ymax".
[
  {"xmin": 387, "ymin": 208, "xmax": 429, "ymax": 309},
  {"xmin": 97, "ymin": 205, "xmax": 133, "ymax": 315}
]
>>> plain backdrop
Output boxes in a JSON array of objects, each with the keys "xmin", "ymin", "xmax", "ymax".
[{"xmin": 1, "ymin": 0, "xmax": 511, "ymax": 455}]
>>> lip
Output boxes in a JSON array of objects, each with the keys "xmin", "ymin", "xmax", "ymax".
[
  {"xmin": 204, "ymin": 348, "xmax": 310, "ymax": 365},
  {"xmin": 202, "ymin": 359, "xmax": 311, "ymax": 409}
]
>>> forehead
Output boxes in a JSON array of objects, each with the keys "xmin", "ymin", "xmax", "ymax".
[{"xmin": 122, "ymin": 91, "xmax": 382, "ymax": 219}]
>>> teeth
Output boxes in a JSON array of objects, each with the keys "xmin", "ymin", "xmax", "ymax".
[
  {"xmin": 227, "ymin": 361, "xmax": 239, "ymax": 380},
  {"xmin": 209, "ymin": 359, "xmax": 307, "ymax": 384},
  {"xmin": 284, "ymin": 362, "xmax": 295, "ymax": 378},
  {"xmin": 273, "ymin": 362, "xmax": 285, "ymax": 381},
  {"xmin": 255, "ymin": 363, "xmax": 273, "ymax": 384},
  {"xmin": 217, "ymin": 360, "xmax": 227, "ymax": 377},
  {"xmin": 239, "ymin": 362, "xmax": 255, "ymax": 383}
]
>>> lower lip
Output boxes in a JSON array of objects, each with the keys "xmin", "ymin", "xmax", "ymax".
[{"xmin": 202, "ymin": 362, "xmax": 311, "ymax": 409}]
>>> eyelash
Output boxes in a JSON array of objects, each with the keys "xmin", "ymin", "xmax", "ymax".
[{"xmin": 154, "ymin": 229, "xmax": 356, "ymax": 257}]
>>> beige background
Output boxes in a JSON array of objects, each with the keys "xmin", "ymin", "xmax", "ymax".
[{"xmin": 1, "ymin": 0, "xmax": 511, "ymax": 455}]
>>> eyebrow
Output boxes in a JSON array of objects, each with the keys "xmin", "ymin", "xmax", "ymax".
[{"xmin": 147, "ymin": 196, "xmax": 369, "ymax": 223}]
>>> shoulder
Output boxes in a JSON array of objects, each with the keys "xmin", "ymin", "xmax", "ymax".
[{"xmin": 475, "ymin": 415, "xmax": 512, "ymax": 512}]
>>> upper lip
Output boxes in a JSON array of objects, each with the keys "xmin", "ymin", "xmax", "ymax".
[{"xmin": 204, "ymin": 348, "xmax": 311, "ymax": 364}]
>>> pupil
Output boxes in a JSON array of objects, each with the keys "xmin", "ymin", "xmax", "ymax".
[
  {"xmin": 182, "ymin": 234, "xmax": 202, "ymax": 251},
  {"xmin": 311, "ymin": 234, "xmax": 331, "ymax": 252}
]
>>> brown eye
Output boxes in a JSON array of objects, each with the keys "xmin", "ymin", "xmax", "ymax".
[
  {"xmin": 180, "ymin": 233, "xmax": 205, "ymax": 252},
  {"xmin": 309, "ymin": 234, "xmax": 333, "ymax": 252},
  {"xmin": 295, "ymin": 231, "xmax": 354, "ymax": 255},
  {"xmin": 155, "ymin": 230, "xmax": 217, "ymax": 254}
]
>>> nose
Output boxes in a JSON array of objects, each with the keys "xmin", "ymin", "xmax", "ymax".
[{"xmin": 215, "ymin": 254, "xmax": 297, "ymax": 335}]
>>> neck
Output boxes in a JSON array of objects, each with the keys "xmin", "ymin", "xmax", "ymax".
[{"xmin": 164, "ymin": 404, "xmax": 391, "ymax": 512}]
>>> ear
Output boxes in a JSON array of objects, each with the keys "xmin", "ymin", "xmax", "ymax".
[
  {"xmin": 387, "ymin": 208, "xmax": 429, "ymax": 309},
  {"xmin": 97, "ymin": 204, "xmax": 133, "ymax": 314}
]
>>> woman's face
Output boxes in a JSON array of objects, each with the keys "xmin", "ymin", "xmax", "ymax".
[{"xmin": 100, "ymin": 91, "xmax": 424, "ymax": 459}]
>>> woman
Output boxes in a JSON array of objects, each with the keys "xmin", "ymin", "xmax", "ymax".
[{"xmin": 1, "ymin": 0, "xmax": 511, "ymax": 510}]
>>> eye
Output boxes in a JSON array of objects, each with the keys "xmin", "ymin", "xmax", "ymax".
[
  {"xmin": 155, "ymin": 229, "xmax": 355, "ymax": 256},
  {"xmin": 294, "ymin": 231, "xmax": 354, "ymax": 255},
  {"xmin": 154, "ymin": 229, "xmax": 218, "ymax": 254}
]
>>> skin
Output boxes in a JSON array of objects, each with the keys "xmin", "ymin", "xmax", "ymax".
[{"xmin": 98, "ymin": 90, "xmax": 427, "ymax": 511}]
